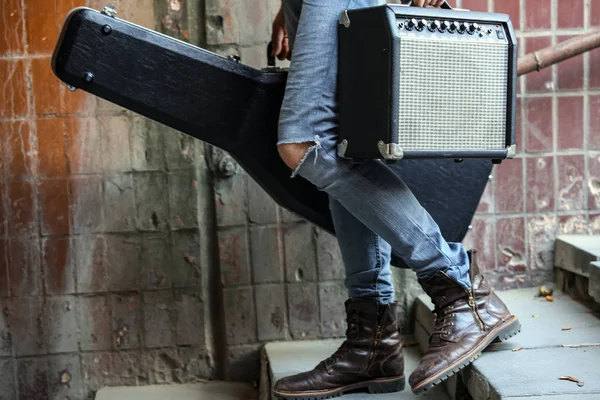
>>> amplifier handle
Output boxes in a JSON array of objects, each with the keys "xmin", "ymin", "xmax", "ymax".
[{"xmin": 404, "ymin": 0, "xmax": 453, "ymax": 9}]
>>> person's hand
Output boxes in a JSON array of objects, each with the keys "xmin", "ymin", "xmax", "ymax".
[
  {"xmin": 271, "ymin": 6, "xmax": 291, "ymax": 61},
  {"xmin": 411, "ymin": 0, "xmax": 446, "ymax": 6}
]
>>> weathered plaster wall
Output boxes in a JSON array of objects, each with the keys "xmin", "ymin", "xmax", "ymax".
[{"xmin": 0, "ymin": 1, "xmax": 219, "ymax": 398}]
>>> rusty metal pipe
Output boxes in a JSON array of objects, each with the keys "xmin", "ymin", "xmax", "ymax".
[{"xmin": 518, "ymin": 30, "xmax": 600, "ymax": 76}]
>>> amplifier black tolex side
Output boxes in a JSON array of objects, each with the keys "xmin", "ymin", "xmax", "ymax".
[{"xmin": 337, "ymin": 4, "xmax": 518, "ymax": 163}]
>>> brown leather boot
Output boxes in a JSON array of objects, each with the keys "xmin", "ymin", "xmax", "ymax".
[
  {"xmin": 272, "ymin": 298, "xmax": 405, "ymax": 399},
  {"xmin": 409, "ymin": 250, "xmax": 521, "ymax": 394}
]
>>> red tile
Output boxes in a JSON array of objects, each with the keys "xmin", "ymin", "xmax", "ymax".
[
  {"xmin": 73, "ymin": 235, "xmax": 109, "ymax": 293},
  {"xmin": 591, "ymin": 213, "xmax": 600, "ymax": 234},
  {"xmin": 556, "ymin": 36, "xmax": 584, "ymax": 91},
  {"xmin": 591, "ymin": 96, "xmax": 600, "ymax": 150},
  {"xmin": 494, "ymin": 0, "xmax": 520, "ymax": 30},
  {"xmin": 31, "ymin": 57, "xmax": 61, "ymax": 115},
  {"xmin": 525, "ymin": 97, "xmax": 553, "ymax": 152},
  {"xmin": 590, "ymin": 153, "xmax": 600, "ymax": 210},
  {"xmin": 0, "ymin": 240, "xmax": 8, "ymax": 296},
  {"xmin": 39, "ymin": 179, "xmax": 71, "ymax": 235},
  {"xmin": 527, "ymin": 215, "xmax": 558, "ymax": 270},
  {"xmin": 26, "ymin": 0, "xmax": 59, "ymax": 54},
  {"xmin": 468, "ymin": 217, "xmax": 496, "ymax": 271},
  {"xmin": 43, "ymin": 237, "xmax": 75, "ymax": 294},
  {"xmin": 7, "ymin": 180, "xmax": 38, "ymax": 236},
  {"xmin": 461, "ymin": 0, "xmax": 489, "ymax": 11},
  {"xmin": 496, "ymin": 217, "xmax": 526, "ymax": 273},
  {"xmin": 8, "ymin": 238, "xmax": 41, "ymax": 296},
  {"xmin": 557, "ymin": 154, "xmax": 585, "ymax": 211},
  {"xmin": 476, "ymin": 180, "xmax": 494, "ymax": 213},
  {"xmin": 69, "ymin": 176, "xmax": 103, "ymax": 233},
  {"xmin": 524, "ymin": 36, "xmax": 553, "ymax": 93},
  {"xmin": 0, "ymin": 60, "xmax": 28, "ymax": 117},
  {"xmin": 593, "ymin": 0, "xmax": 600, "ymax": 27},
  {"xmin": 66, "ymin": 118, "xmax": 103, "ymax": 174},
  {"xmin": 0, "ymin": 0, "xmax": 25, "ymax": 55},
  {"xmin": 1, "ymin": 120, "xmax": 34, "ymax": 178},
  {"xmin": 498, "ymin": 274, "xmax": 529, "ymax": 290},
  {"xmin": 559, "ymin": 214, "xmax": 588, "ymax": 235},
  {"xmin": 557, "ymin": 96, "xmax": 584, "ymax": 150},
  {"xmin": 525, "ymin": 0, "xmax": 551, "ymax": 30},
  {"xmin": 37, "ymin": 118, "xmax": 69, "ymax": 177},
  {"xmin": 526, "ymin": 156, "xmax": 554, "ymax": 212},
  {"xmin": 557, "ymin": 0, "xmax": 584, "ymax": 28},
  {"xmin": 515, "ymin": 97, "xmax": 522, "ymax": 152},
  {"xmin": 495, "ymin": 158, "xmax": 524, "ymax": 213},
  {"xmin": 591, "ymin": 48, "xmax": 600, "ymax": 89}
]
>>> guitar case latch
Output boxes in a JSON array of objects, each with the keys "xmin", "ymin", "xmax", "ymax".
[{"xmin": 101, "ymin": 4, "xmax": 117, "ymax": 18}]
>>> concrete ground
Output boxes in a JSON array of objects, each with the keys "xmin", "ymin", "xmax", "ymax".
[
  {"xmin": 265, "ymin": 339, "xmax": 449, "ymax": 399},
  {"xmin": 95, "ymin": 381, "xmax": 257, "ymax": 400}
]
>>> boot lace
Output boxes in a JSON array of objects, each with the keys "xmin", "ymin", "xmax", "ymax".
[
  {"xmin": 431, "ymin": 299, "xmax": 455, "ymax": 340},
  {"xmin": 325, "ymin": 308, "xmax": 360, "ymax": 364}
]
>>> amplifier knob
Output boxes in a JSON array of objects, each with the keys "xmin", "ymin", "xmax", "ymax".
[
  {"xmin": 418, "ymin": 19, "xmax": 427, "ymax": 30},
  {"xmin": 469, "ymin": 23, "xmax": 479, "ymax": 33},
  {"xmin": 407, "ymin": 18, "xmax": 418, "ymax": 30},
  {"xmin": 441, "ymin": 21, "xmax": 450, "ymax": 31},
  {"xmin": 429, "ymin": 20, "xmax": 441, "ymax": 31},
  {"xmin": 459, "ymin": 22, "xmax": 469, "ymax": 33},
  {"xmin": 449, "ymin": 21, "xmax": 460, "ymax": 32}
]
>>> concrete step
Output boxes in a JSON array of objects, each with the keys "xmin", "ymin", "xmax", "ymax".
[
  {"xmin": 263, "ymin": 339, "xmax": 450, "ymax": 400},
  {"xmin": 590, "ymin": 261, "xmax": 600, "ymax": 304},
  {"xmin": 415, "ymin": 287, "xmax": 600, "ymax": 400},
  {"xmin": 554, "ymin": 234, "xmax": 600, "ymax": 303},
  {"xmin": 555, "ymin": 235, "xmax": 600, "ymax": 277},
  {"xmin": 95, "ymin": 382, "xmax": 257, "ymax": 400}
]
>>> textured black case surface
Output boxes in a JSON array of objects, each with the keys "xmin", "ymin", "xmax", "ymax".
[
  {"xmin": 338, "ymin": 5, "xmax": 518, "ymax": 161},
  {"xmin": 52, "ymin": 7, "xmax": 493, "ymax": 269}
]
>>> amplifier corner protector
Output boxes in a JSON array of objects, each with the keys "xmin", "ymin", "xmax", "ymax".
[
  {"xmin": 101, "ymin": 4, "xmax": 117, "ymax": 17},
  {"xmin": 340, "ymin": 10, "xmax": 351, "ymax": 28},
  {"xmin": 337, "ymin": 139, "xmax": 350, "ymax": 158},
  {"xmin": 378, "ymin": 141, "xmax": 404, "ymax": 160},
  {"xmin": 506, "ymin": 144, "xmax": 516, "ymax": 159}
]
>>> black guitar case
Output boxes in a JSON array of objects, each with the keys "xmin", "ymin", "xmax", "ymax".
[{"xmin": 51, "ymin": 7, "xmax": 493, "ymax": 269}]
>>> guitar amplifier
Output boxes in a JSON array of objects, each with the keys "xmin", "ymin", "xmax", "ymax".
[{"xmin": 337, "ymin": 3, "xmax": 518, "ymax": 163}]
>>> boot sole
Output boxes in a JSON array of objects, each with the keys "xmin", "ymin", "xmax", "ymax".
[
  {"xmin": 411, "ymin": 315, "xmax": 521, "ymax": 394},
  {"xmin": 272, "ymin": 374, "xmax": 405, "ymax": 400}
]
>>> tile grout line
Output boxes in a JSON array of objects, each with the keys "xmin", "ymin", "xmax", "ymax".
[{"xmin": 583, "ymin": 0, "xmax": 591, "ymax": 229}]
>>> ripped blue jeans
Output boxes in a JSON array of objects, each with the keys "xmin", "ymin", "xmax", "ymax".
[{"xmin": 278, "ymin": 0, "xmax": 471, "ymax": 303}]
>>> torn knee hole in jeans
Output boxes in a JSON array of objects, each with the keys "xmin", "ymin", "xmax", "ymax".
[{"xmin": 291, "ymin": 135, "xmax": 322, "ymax": 178}]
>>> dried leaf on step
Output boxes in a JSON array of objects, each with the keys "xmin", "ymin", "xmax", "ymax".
[
  {"xmin": 562, "ymin": 327, "xmax": 572, "ymax": 331},
  {"xmin": 512, "ymin": 347, "xmax": 524, "ymax": 352},
  {"xmin": 559, "ymin": 376, "xmax": 584, "ymax": 387},
  {"xmin": 532, "ymin": 314, "xmax": 540, "ymax": 318},
  {"xmin": 539, "ymin": 284, "xmax": 554, "ymax": 297},
  {"xmin": 545, "ymin": 295, "xmax": 554, "ymax": 302}
]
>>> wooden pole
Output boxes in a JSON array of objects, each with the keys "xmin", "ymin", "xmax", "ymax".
[{"xmin": 518, "ymin": 30, "xmax": 600, "ymax": 76}]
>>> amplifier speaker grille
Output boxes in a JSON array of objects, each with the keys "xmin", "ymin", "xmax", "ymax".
[{"xmin": 397, "ymin": 36, "xmax": 508, "ymax": 151}]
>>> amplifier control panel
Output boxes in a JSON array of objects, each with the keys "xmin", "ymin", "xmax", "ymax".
[{"xmin": 397, "ymin": 18, "xmax": 507, "ymax": 43}]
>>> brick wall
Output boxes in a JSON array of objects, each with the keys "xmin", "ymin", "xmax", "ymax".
[
  {"xmin": 0, "ymin": 1, "xmax": 219, "ymax": 399},
  {"xmin": 448, "ymin": 0, "xmax": 600, "ymax": 289}
]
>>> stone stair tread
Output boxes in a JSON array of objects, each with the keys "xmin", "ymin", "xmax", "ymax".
[
  {"xmin": 415, "ymin": 287, "xmax": 600, "ymax": 399},
  {"xmin": 555, "ymin": 235, "xmax": 600, "ymax": 276},
  {"xmin": 265, "ymin": 340, "xmax": 449, "ymax": 399},
  {"xmin": 590, "ymin": 262, "xmax": 600, "ymax": 303},
  {"xmin": 466, "ymin": 346, "xmax": 600, "ymax": 398},
  {"xmin": 95, "ymin": 382, "xmax": 257, "ymax": 400}
]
